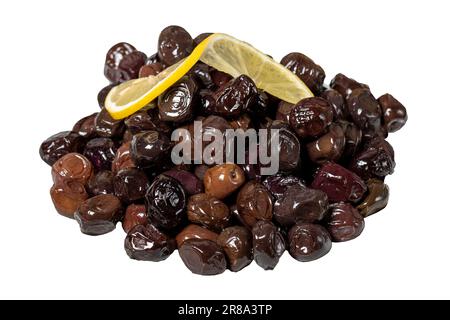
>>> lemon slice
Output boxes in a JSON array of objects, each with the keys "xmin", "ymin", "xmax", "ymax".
[
  {"xmin": 200, "ymin": 33, "xmax": 313, "ymax": 103},
  {"xmin": 105, "ymin": 33, "xmax": 313, "ymax": 119}
]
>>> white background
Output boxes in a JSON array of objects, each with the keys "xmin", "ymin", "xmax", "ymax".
[{"xmin": 0, "ymin": 0, "xmax": 449, "ymax": 300}]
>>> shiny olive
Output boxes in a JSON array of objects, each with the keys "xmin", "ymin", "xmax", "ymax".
[
  {"xmin": 95, "ymin": 108, "xmax": 125, "ymax": 138},
  {"xmin": 87, "ymin": 170, "xmax": 115, "ymax": 196},
  {"xmin": 289, "ymin": 97, "xmax": 333, "ymax": 139},
  {"xmin": 113, "ymin": 168, "xmax": 149, "ymax": 202},
  {"xmin": 311, "ymin": 162, "xmax": 367, "ymax": 203},
  {"xmin": 252, "ymin": 220, "xmax": 285, "ymax": 270},
  {"xmin": 346, "ymin": 88, "xmax": 381, "ymax": 138},
  {"xmin": 50, "ymin": 180, "xmax": 88, "ymax": 218},
  {"xmin": 146, "ymin": 174, "xmax": 186, "ymax": 230},
  {"xmin": 217, "ymin": 226, "xmax": 253, "ymax": 272},
  {"xmin": 273, "ymin": 185, "xmax": 328, "ymax": 226},
  {"xmin": 104, "ymin": 42, "xmax": 136, "ymax": 82},
  {"xmin": 158, "ymin": 76, "xmax": 198, "ymax": 123},
  {"xmin": 330, "ymin": 73, "xmax": 369, "ymax": 98},
  {"xmin": 187, "ymin": 193, "xmax": 230, "ymax": 231},
  {"xmin": 130, "ymin": 131, "xmax": 172, "ymax": 168},
  {"xmin": 72, "ymin": 113, "xmax": 98, "ymax": 138},
  {"xmin": 236, "ymin": 181, "xmax": 273, "ymax": 228},
  {"xmin": 280, "ymin": 52, "xmax": 325, "ymax": 95},
  {"xmin": 111, "ymin": 142, "xmax": 135, "ymax": 174},
  {"xmin": 158, "ymin": 25, "xmax": 193, "ymax": 66},
  {"xmin": 357, "ymin": 179, "xmax": 389, "ymax": 217},
  {"xmin": 83, "ymin": 138, "xmax": 117, "ymax": 172},
  {"xmin": 125, "ymin": 224, "xmax": 176, "ymax": 261},
  {"xmin": 204, "ymin": 164, "xmax": 245, "ymax": 199},
  {"xmin": 51, "ymin": 152, "xmax": 93, "ymax": 186},
  {"xmin": 179, "ymin": 239, "xmax": 227, "ymax": 275},
  {"xmin": 306, "ymin": 123, "xmax": 345, "ymax": 164},
  {"xmin": 288, "ymin": 223, "xmax": 332, "ymax": 262},
  {"xmin": 163, "ymin": 169, "xmax": 204, "ymax": 195},
  {"xmin": 39, "ymin": 131, "xmax": 85, "ymax": 166},
  {"xmin": 75, "ymin": 194, "xmax": 123, "ymax": 235},
  {"xmin": 378, "ymin": 93, "xmax": 408, "ymax": 133},
  {"xmin": 122, "ymin": 204, "xmax": 148, "ymax": 233},
  {"xmin": 325, "ymin": 202, "xmax": 365, "ymax": 242},
  {"xmin": 320, "ymin": 89, "xmax": 346, "ymax": 120},
  {"xmin": 348, "ymin": 137, "xmax": 395, "ymax": 180},
  {"xmin": 176, "ymin": 224, "xmax": 219, "ymax": 248}
]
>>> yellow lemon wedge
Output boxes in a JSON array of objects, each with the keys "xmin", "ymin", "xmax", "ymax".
[{"xmin": 105, "ymin": 33, "xmax": 313, "ymax": 119}]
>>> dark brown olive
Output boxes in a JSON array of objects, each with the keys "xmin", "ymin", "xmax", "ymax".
[
  {"xmin": 97, "ymin": 84, "xmax": 117, "ymax": 108},
  {"xmin": 122, "ymin": 204, "xmax": 148, "ymax": 233},
  {"xmin": 111, "ymin": 142, "xmax": 135, "ymax": 174},
  {"xmin": 276, "ymin": 100, "xmax": 294, "ymax": 123},
  {"xmin": 118, "ymin": 51, "xmax": 147, "ymax": 81},
  {"xmin": 273, "ymin": 185, "xmax": 328, "ymax": 227},
  {"xmin": 348, "ymin": 137, "xmax": 395, "ymax": 180},
  {"xmin": 357, "ymin": 179, "xmax": 389, "ymax": 217},
  {"xmin": 190, "ymin": 62, "xmax": 214, "ymax": 89},
  {"xmin": 39, "ymin": 131, "xmax": 85, "ymax": 166},
  {"xmin": 267, "ymin": 121, "xmax": 301, "ymax": 171},
  {"xmin": 217, "ymin": 226, "xmax": 252, "ymax": 272},
  {"xmin": 236, "ymin": 181, "xmax": 273, "ymax": 228},
  {"xmin": 146, "ymin": 174, "xmax": 186, "ymax": 230},
  {"xmin": 187, "ymin": 193, "xmax": 230, "ymax": 231},
  {"xmin": 252, "ymin": 220, "xmax": 285, "ymax": 270},
  {"xmin": 130, "ymin": 131, "xmax": 172, "ymax": 168},
  {"xmin": 87, "ymin": 170, "xmax": 115, "ymax": 196},
  {"xmin": 330, "ymin": 73, "xmax": 369, "ymax": 98},
  {"xmin": 320, "ymin": 89, "xmax": 346, "ymax": 120},
  {"xmin": 311, "ymin": 162, "xmax": 367, "ymax": 203},
  {"xmin": 83, "ymin": 138, "xmax": 117, "ymax": 172},
  {"xmin": 163, "ymin": 169, "xmax": 203, "ymax": 195},
  {"xmin": 378, "ymin": 94, "xmax": 408, "ymax": 133},
  {"xmin": 288, "ymin": 223, "xmax": 332, "ymax": 262},
  {"xmin": 263, "ymin": 174, "xmax": 306, "ymax": 200},
  {"xmin": 139, "ymin": 62, "xmax": 163, "ymax": 78},
  {"xmin": 289, "ymin": 97, "xmax": 333, "ymax": 139},
  {"xmin": 346, "ymin": 88, "xmax": 381, "ymax": 138},
  {"xmin": 50, "ymin": 180, "xmax": 89, "ymax": 218},
  {"xmin": 158, "ymin": 25, "xmax": 193, "ymax": 66},
  {"xmin": 325, "ymin": 202, "xmax": 365, "ymax": 242},
  {"xmin": 306, "ymin": 123, "xmax": 345, "ymax": 164},
  {"xmin": 75, "ymin": 194, "xmax": 123, "ymax": 235},
  {"xmin": 204, "ymin": 164, "xmax": 245, "ymax": 200},
  {"xmin": 176, "ymin": 224, "xmax": 219, "ymax": 248},
  {"xmin": 51, "ymin": 153, "xmax": 93, "ymax": 186},
  {"xmin": 280, "ymin": 52, "xmax": 325, "ymax": 95},
  {"xmin": 179, "ymin": 239, "xmax": 227, "ymax": 275},
  {"xmin": 158, "ymin": 76, "xmax": 198, "ymax": 123},
  {"xmin": 72, "ymin": 113, "xmax": 98, "ymax": 138},
  {"xmin": 202, "ymin": 75, "xmax": 258, "ymax": 117},
  {"xmin": 340, "ymin": 121, "xmax": 362, "ymax": 162},
  {"xmin": 104, "ymin": 42, "xmax": 136, "ymax": 83},
  {"xmin": 113, "ymin": 168, "xmax": 149, "ymax": 202},
  {"xmin": 124, "ymin": 224, "xmax": 176, "ymax": 261},
  {"xmin": 95, "ymin": 108, "xmax": 125, "ymax": 138}
]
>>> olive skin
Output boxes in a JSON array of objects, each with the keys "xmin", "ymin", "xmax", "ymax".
[
  {"xmin": 179, "ymin": 239, "xmax": 227, "ymax": 276},
  {"xmin": 288, "ymin": 223, "xmax": 332, "ymax": 262},
  {"xmin": 289, "ymin": 97, "xmax": 333, "ymax": 139},
  {"xmin": 124, "ymin": 224, "xmax": 176, "ymax": 262},
  {"xmin": 145, "ymin": 175, "xmax": 187, "ymax": 230},
  {"xmin": 74, "ymin": 194, "xmax": 123, "ymax": 236},
  {"xmin": 281, "ymin": 52, "xmax": 325, "ymax": 95},
  {"xmin": 325, "ymin": 202, "xmax": 365, "ymax": 242},
  {"xmin": 252, "ymin": 221, "xmax": 285, "ymax": 270},
  {"xmin": 378, "ymin": 93, "xmax": 408, "ymax": 133},
  {"xmin": 357, "ymin": 179, "xmax": 390, "ymax": 217},
  {"xmin": 217, "ymin": 226, "xmax": 253, "ymax": 272}
]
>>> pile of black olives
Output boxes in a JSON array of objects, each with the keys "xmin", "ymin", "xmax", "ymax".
[{"xmin": 39, "ymin": 25, "xmax": 407, "ymax": 275}]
